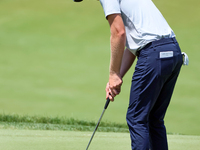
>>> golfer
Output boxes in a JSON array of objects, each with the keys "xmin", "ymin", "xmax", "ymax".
[{"xmin": 100, "ymin": 0, "xmax": 183, "ymax": 149}]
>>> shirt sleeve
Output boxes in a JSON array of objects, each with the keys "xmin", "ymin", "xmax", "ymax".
[{"xmin": 100, "ymin": 0, "xmax": 121, "ymax": 18}]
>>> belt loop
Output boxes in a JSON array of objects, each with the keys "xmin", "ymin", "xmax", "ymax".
[
  {"xmin": 152, "ymin": 40, "xmax": 156, "ymax": 51},
  {"xmin": 172, "ymin": 37, "xmax": 177, "ymax": 44}
]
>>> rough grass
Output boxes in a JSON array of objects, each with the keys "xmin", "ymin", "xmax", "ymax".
[{"xmin": 0, "ymin": 114, "xmax": 129, "ymax": 132}]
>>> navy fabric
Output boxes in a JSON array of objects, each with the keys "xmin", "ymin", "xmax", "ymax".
[{"xmin": 126, "ymin": 37, "xmax": 182, "ymax": 150}]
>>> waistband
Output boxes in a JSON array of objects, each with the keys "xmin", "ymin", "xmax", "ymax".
[{"xmin": 136, "ymin": 37, "xmax": 178, "ymax": 57}]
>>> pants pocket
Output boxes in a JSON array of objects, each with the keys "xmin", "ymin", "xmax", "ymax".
[{"xmin": 157, "ymin": 57, "xmax": 174, "ymax": 77}]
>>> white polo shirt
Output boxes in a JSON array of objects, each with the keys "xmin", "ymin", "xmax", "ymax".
[{"xmin": 100, "ymin": 0, "xmax": 175, "ymax": 55}]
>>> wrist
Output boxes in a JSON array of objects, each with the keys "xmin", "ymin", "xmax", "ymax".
[
  {"xmin": 109, "ymin": 72, "xmax": 122, "ymax": 80},
  {"xmin": 109, "ymin": 71, "xmax": 120, "ymax": 77}
]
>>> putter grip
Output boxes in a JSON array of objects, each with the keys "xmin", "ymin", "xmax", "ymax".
[{"xmin": 104, "ymin": 98, "xmax": 110, "ymax": 109}]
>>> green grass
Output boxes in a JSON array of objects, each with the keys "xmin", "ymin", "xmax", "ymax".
[
  {"xmin": 0, "ymin": 0, "xmax": 200, "ymax": 136},
  {"xmin": 0, "ymin": 114, "xmax": 129, "ymax": 132},
  {"xmin": 0, "ymin": 129, "xmax": 200, "ymax": 150}
]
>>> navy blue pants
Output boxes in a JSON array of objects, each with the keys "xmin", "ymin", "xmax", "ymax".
[{"xmin": 126, "ymin": 37, "xmax": 182, "ymax": 150}]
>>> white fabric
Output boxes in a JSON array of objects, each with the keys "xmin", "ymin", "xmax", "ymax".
[
  {"xmin": 182, "ymin": 52, "xmax": 189, "ymax": 66},
  {"xmin": 99, "ymin": 0, "xmax": 121, "ymax": 17},
  {"xmin": 160, "ymin": 51, "xmax": 173, "ymax": 58},
  {"xmin": 100, "ymin": 0, "xmax": 175, "ymax": 55}
]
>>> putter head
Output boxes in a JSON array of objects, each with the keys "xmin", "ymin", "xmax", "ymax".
[{"xmin": 73, "ymin": 0, "xmax": 83, "ymax": 2}]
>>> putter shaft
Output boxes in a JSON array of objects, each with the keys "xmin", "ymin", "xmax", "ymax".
[
  {"xmin": 85, "ymin": 98, "xmax": 110, "ymax": 150},
  {"xmin": 85, "ymin": 109, "xmax": 106, "ymax": 150}
]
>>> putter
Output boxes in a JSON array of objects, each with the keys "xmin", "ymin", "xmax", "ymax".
[{"xmin": 85, "ymin": 98, "xmax": 110, "ymax": 150}]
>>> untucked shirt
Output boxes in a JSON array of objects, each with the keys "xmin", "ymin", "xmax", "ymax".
[{"xmin": 100, "ymin": 0, "xmax": 175, "ymax": 55}]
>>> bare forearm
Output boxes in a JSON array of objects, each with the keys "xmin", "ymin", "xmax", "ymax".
[
  {"xmin": 110, "ymin": 33, "xmax": 126, "ymax": 76},
  {"xmin": 106, "ymin": 14, "xmax": 126, "ymax": 101},
  {"xmin": 120, "ymin": 48, "xmax": 136, "ymax": 78}
]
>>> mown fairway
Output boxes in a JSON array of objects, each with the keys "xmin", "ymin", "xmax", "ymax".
[
  {"xmin": 0, "ymin": 129, "xmax": 200, "ymax": 150},
  {"xmin": 0, "ymin": 0, "xmax": 200, "ymax": 138}
]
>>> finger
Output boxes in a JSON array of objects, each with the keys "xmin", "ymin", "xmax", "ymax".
[
  {"xmin": 109, "ymin": 88, "xmax": 116, "ymax": 97},
  {"xmin": 109, "ymin": 83, "xmax": 122, "ymax": 95},
  {"xmin": 106, "ymin": 91, "xmax": 109, "ymax": 99},
  {"xmin": 108, "ymin": 89, "xmax": 115, "ymax": 101},
  {"xmin": 111, "ymin": 88, "xmax": 120, "ymax": 96},
  {"xmin": 111, "ymin": 86, "xmax": 121, "ymax": 95},
  {"xmin": 109, "ymin": 94, "xmax": 114, "ymax": 101},
  {"xmin": 105, "ymin": 82, "xmax": 110, "ymax": 99}
]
